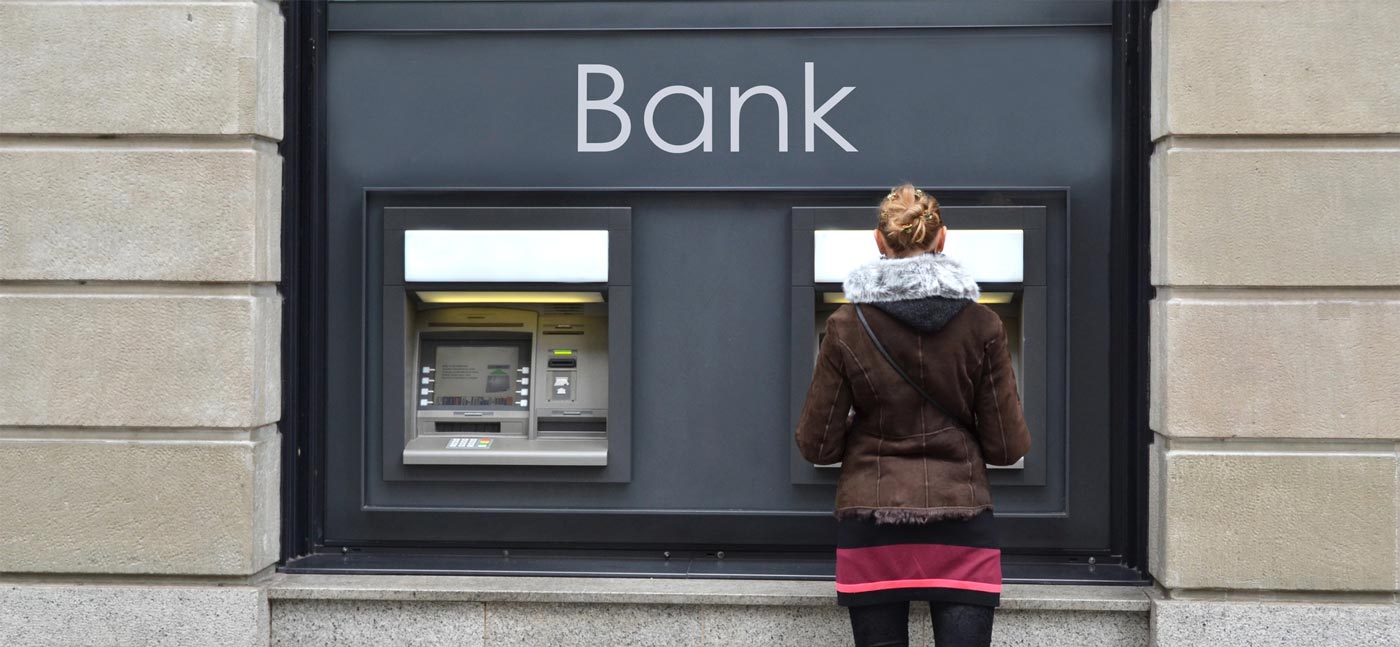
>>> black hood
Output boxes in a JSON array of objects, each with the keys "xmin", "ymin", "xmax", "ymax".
[{"xmin": 869, "ymin": 296, "xmax": 972, "ymax": 334}]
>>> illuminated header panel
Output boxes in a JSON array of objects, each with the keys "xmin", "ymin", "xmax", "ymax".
[
  {"xmin": 813, "ymin": 229, "xmax": 1025, "ymax": 285},
  {"xmin": 821, "ymin": 291, "xmax": 1015, "ymax": 306},
  {"xmin": 417, "ymin": 291, "xmax": 605, "ymax": 304},
  {"xmin": 404, "ymin": 229, "xmax": 610, "ymax": 283}
]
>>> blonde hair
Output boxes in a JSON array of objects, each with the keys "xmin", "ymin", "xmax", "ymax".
[{"xmin": 877, "ymin": 184, "xmax": 943, "ymax": 254}]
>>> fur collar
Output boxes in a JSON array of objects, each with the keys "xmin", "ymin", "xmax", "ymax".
[{"xmin": 842, "ymin": 253, "xmax": 980, "ymax": 303}]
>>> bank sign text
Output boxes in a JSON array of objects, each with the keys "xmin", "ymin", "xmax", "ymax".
[{"xmin": 577, "ymin": 63, "xmax": 857, "ymax": 154}]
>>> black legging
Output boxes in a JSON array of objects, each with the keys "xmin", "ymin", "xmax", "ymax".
[{"xmin": 849, "ymin": 601, "xmax": 994, "ymax": 647}]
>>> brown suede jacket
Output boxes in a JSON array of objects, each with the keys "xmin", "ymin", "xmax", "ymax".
[{"xmin": 795, "ymin": 252, "xmax": 1030, "ymax": 523}]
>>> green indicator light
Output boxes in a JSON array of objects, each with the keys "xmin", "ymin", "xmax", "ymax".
[{"xmin": 552, "ymin": 350, "xmax": 574, "ymax": 356}]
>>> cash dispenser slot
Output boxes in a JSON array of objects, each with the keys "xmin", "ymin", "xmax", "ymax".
[
  {"xmin": 397, "ymin": 228, "xmax": 613, "ymax": 467},
  {"xmin": 435, "ymin": 421, "xmax": 503, "ymax": 434}
]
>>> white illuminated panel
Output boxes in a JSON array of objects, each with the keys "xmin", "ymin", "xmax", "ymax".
[
  {"xmin": 812, "ymin": 230, "xmax": 879, "ymax": 284},
  {"xmin": 404, "ymin": 230, "xmax": 609, "ymax": 283},
  {"xmin": 813, "ymin": 229, "xmax": 1024, "ymax": 284},
  {"xmin": 950, "ymin": 230, "xmax": 1024, "ymax": 283},
  {"xmin": 416, "ymin": 291, "xmax": 604, "ymax": 304}
]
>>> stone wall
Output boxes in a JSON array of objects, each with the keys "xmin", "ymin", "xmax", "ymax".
[
  {"xmin": 1147, "ymin": 1, "xmax": 1400, "ymax": 644},
  {"xmin": 270, "ymin": 601, "xmax": 1148, "ymax": 647},
  {"xmin": 264, "ymin": 577, "xmax": 1153, "ymax": 647},
  {"xmin": 0, "ymin": 1, "xmax": 284, "ymax": 645}
]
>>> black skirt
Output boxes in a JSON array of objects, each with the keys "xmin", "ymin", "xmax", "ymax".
[{"xmin": 835, "ymin": 510, "xmax": 1002, "ymax": 608}]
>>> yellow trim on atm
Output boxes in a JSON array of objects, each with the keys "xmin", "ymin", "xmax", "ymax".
[
  {"xmin": 821, "ymin": 292, "xmax": 1014, "ymax": 305},
  {"xmin": 416, "ymin": 291, "xmax": 605, "ymax": 304}
]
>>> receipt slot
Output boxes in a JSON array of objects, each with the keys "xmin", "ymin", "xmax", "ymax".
[
  {"xmin": 382, "ymin": 208, "xmax": 631, "ymax": 469},
  {"xmin": 791, "ymin": 203, "xmax": 1053, "ymax": 484}
]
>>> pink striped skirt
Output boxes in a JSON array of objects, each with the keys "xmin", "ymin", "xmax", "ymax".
[{"xmin": 835, "ymin": 510, "xmax": 1002, "ymax": 608}]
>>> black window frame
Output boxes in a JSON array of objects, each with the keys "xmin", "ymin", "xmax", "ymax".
[{"xmin": 278, "ymin": 0, "xmax": 1156, "ymax": 582}]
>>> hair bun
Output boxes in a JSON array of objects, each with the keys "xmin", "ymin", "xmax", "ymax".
[
  {"xmin": 902, "ymin": 205, "xmax": 929, "ymax": 244},
  {"xmin": 878, "ymin": 184, "xmax": 943, "ymax": 253}
]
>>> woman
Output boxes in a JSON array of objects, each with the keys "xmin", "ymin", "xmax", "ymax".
[{"xmin": 796, "ymin": 184, "xmax": 1031, "ymax": 647}]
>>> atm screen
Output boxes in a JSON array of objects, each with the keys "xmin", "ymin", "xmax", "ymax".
[{"xmin": 423, "ymin": 342, "xmax": 526, "ymax": 408}]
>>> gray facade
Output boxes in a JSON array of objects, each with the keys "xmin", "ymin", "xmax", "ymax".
[{"xmin": 1, "ymin": 0, "xmax": 1398, "ymax": 645}]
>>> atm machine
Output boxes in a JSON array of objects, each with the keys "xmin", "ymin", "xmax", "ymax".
[
  {"xmin": 406, "ymin": 299, "xmax": 609, "ymax": 466},
  {"xmin": 790, "ymin": 203, "xmax": 1050, "ymax": 481},
  {"xmin": 380, "ymin": 208, "xmax": 631, "ymax": 469}
]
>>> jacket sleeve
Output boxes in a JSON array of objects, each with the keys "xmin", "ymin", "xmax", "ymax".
[
  {"xmin": 973, "ymin": 322, "xmax": 1031, "ymax": 466},
  {"xmin": 795, "ymin": 323, "xmax": 854, "ymax": 466}
]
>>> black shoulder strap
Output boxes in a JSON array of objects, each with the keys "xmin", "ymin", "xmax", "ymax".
[{"xmin": 854, "ymin": 304, "xmax": 975, "ymax": 432}]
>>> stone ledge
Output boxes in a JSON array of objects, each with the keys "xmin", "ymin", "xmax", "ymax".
[
  {"xmin": 0, "ymin": 583, "xmax": 268, "ymax": 647},
  {"xmin": 265, "ymin": 574, "xmax": 1150, "ymax": 612},
  {"xmin": 1151, "ymin": 595, "xmax": 1400, "ymax": 647},
  {"xmin": 269, "ymin": 595, "xmax": 1149, "ymax": 647}
]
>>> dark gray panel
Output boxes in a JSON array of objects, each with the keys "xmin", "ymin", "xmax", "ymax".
[
  {"xmin": 327, "ymin": 189, "xmax": 1106, "ymax": 552},
  {"xmin": 325, "ymin": 30, "xmax": 1110, "ymax": 190},
  {"xmin": 322, "ymin": 7, "xmax": 1115, "ymax": 552}
]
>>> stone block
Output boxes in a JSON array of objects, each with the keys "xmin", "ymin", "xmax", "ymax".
[
  {"xmin": 0, "ymin": 429, "xmax": 279, "ymax": 576},
  {"xmin": 1151, "ymin": 0, "xmax": 1400, "ymax": 137},
  {"xmin": 0, "ymin": 583, "xmax": 267, "ymax": 647},
  {"xmin": 1151, "ymin": 143, "xmax": 1400, "ymax": 287},
  {"xmin": 702, "ymin": 606, "xmax": 1150, "ymax": 647},
  {"xmin": 1151, "ymin": 292, "xmax": 1400, "ymax": 439},
  {"xmin": 0, "ymin": 289, "xmax": 280, "ymax": 428},
  {"xmin": 1150, "ymin": 440, "xmax": 1397, "ymax": 591},
  {"xmin": 986, "ymin": 610, "xmax": 1147, "ymax": 647},
  {"xmin": 1146, "ymin": 436, "xmax": 1166, "ymax": 582},
  {"xmin": 271, "ymin": 600, "xmax": 484, "ymax": 647},
  {"xmin": 0, "ymin": 1, "xmax": 283, "ymax": 137},
  {"xmin": 1151, "ymin": 597, "xmax": 1400, "ymax": 647},
  {"xmin": 0, "ymin": 140, "xmax": 281, "ymax": 282},
  {"xmin": 701, "ymin": 605, "xmax": 854, "ymax": 647},
  {"xmin": 483, "ymin": 602, "xmax": 702, "ymax": 647}
]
